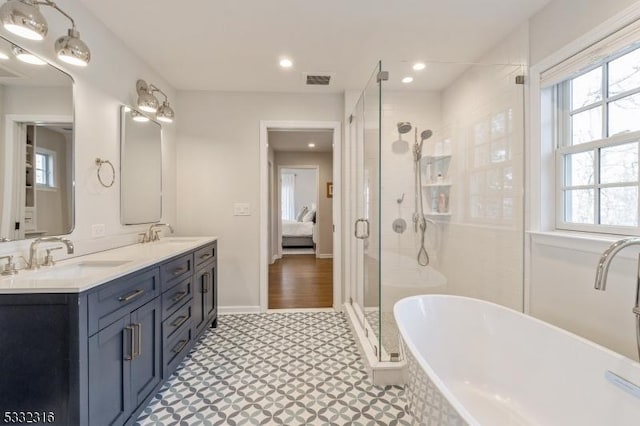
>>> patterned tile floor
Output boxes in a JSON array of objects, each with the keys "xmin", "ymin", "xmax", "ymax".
[{"xmin": 136, "ymin": 312, "xmax": 413, "ymax": 425}]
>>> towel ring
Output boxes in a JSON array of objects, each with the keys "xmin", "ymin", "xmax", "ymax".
[{"xmin": 96, "ymin": 158, "xmax": 115, "ymax": 188}]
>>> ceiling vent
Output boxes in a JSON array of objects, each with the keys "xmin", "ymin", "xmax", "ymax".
[{"xmin": 304, "ymin": 72, "xmax": 333, "ymax": 86}]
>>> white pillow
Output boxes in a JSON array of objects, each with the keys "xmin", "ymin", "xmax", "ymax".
[
  {"xmin": 302, "ymin": 209, "xmax": 316, "ymax": 222},
  {"xmin": 296, "ymin": 206, "xmax": 308, "ymax": 222}
]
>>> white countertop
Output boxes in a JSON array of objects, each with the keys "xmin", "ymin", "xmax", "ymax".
[{"xmin": 0, "ymin": 237, "xmax": 217, "ymax": 294}]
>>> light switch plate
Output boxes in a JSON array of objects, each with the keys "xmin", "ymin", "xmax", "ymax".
[
  {"xmin": 91, "ymin": 224, "xmax": 106, "ymax": 237},
  {"xmin": 233, "ymin": 203, "xmax": 251, "ymax": 216}
]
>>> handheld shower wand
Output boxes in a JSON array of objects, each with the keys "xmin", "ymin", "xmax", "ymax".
[{"xmin": 413, "ymin": 128, "xmax": 433, "ymax": 266}]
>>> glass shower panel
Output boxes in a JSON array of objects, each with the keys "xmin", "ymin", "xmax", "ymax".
[
  {"xmin": 350, "ymin": 90, "xmax": 366, "ymax": 329},
  {"xmin": 377, "ymin": 62, "xmax": 526, "ymax": 362},
  {"xmin": 353, "ymin": 62, "xmax": 383, "ymax": 358}
]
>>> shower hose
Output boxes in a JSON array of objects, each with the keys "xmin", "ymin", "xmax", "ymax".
[{"xmin": 414, "ymin": 148, "xmax": 429, "ymax": 267}]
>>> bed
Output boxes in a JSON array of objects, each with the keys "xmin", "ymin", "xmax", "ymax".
[{"xmin": 282, "ymin": 219, "xmax": 316, "ymax": 248}]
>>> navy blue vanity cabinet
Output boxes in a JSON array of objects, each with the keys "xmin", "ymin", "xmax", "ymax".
[
  {"xmin": 0, "ymin": 293, "xmax": 83, "ymax": 426},
  {"xmin": 193, "ymin": 241, "xmax": 217, "ymax": 336},
  {"xmin": 87, "ymin": 268, "xmax": 162, "ymax": 426},
  {"xmin": 159, "ymin": 253, "xmax": 195, "ymax": 378},
  {"xmin": 0, "ymin": 239, "xmax": 216, "ymax": 426}
]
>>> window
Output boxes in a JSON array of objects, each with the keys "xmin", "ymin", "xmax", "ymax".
[
  {"xmin": 467, "ymin": 108, "xmax": 516, "ymax": 224},
  {"xmin": 35, "ymin": 148, "xmax": 56, "ymax": 189},
  {"xmin": 280, "ymin": 173, "xmax": 295, "ymax": 220},
  {"xmin": 554, "ymin": 44, "xmax": 640, "ymax": 234}
]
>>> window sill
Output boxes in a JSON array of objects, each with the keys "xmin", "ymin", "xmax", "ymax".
[{"xmin": 528, "ymin": 230, "xmax": 638, "ymax": 259}]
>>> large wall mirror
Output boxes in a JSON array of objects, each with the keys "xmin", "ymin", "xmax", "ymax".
[
  {"xmin": 0, "ymin": 36, "xmax": 74, "ymax": 242},
  {"xmin": 120, "ymin": 105, "xmax": 162, "ymax": 225}
]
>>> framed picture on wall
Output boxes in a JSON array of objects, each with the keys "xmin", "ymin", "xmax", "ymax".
[{"xmin": 327, "ymin": 182, "xmax": 333, "ymax": 198}]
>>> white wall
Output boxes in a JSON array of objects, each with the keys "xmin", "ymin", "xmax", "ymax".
[
  {"xmin": 527, "ymin": 0, "xmax": 640, "ymax": 359},
  {"xmin": 0, "ymin": 0, "xmax": 177, "ymax": 260},
  {"xmin": 529, "ymin": 0, "xmax": 639, "ymax": 64},
  {"xmin": 175, "ymin": 91, "xmax": 342, "ymax": 309},
  {"xmin": 35, "ymin": 127, "xmax": 71, "ymax": 235}
]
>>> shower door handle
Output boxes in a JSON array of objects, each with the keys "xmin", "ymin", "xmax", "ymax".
[{"xmin": 354, "ymin": 219, "xmax": 370, "ymax": 239}]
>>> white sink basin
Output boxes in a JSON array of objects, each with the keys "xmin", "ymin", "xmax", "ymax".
[{"xmin": 24, "ymin": 260, "xmax": 131, "ymax": 280}]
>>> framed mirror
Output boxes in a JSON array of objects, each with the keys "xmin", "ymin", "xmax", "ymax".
[
  {"xmin": 120, "ymin": 105, "xmax": 162, "ymax": 225},
  {"xmin": 0, "ymin": 36, "xmax": 74, "ymax": 242}
]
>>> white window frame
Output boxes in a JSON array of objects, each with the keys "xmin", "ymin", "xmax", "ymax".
[
  {"xmin": 530, "ymin": 10, "xmax": 640, "ymax": 238},
  {"xmin": 35, "ymin": 147, "xmax": 57, "ymax": 190},
  {"xmin": 553, "ymin": 48, "xmax": 640, "ymax": 235}
]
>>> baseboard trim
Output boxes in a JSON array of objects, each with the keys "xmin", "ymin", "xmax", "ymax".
[
  {"xmin": 316, "ymin": 254, "xmax": 333, "ymax": 259},
  {"xmin": 218, "ymin": 306, "xmax": 261, "ymax": 314},
  {"xmin": 270, "ymin": 254, "xmax": 281, "ymax": 264}
]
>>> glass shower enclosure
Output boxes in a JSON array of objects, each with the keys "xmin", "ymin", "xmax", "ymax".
[{"xmin": 348, "ymin": 60, "xmax": 526, "ymax": 363}]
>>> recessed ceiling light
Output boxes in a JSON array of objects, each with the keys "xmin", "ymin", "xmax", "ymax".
[
  {"xmin": 0, "ymin": 51, "xmax": 8, "ymax": 60},
  {"xmin": 402, "ymin": 77, "xmax": 414, "ymax": 84},
  {"xmin": 279, "ymin": 58, "xmax": 293, "ymax": 68},
  {"xmin": 308, "ymin": 143, "xmax": 316, "ymax": 148},
  {"xmin": 413, "ymin": 62, "xmax": 426, "ymax": 71}
]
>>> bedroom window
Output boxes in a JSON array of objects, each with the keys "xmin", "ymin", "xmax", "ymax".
[
  {"xmin": 35, "ymin": 148, "xmax": 56, "ymax": 189},
  {"xmin": 281, "ymin": 173, "xmax": 295, "ymax": 220},
  {"xmin": 543, "ymin": 21, "xmax": 640, "ymax": 235}
]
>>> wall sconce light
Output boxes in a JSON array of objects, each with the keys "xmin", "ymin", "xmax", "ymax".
[
  {"xmin": 136, "ymin": 79, "xmax": 175, "ymax": 123},
  {"xmin": 0, "ymin": 0, "xmax": 91, "ymax": 66},
  {"xmin": 11, "ymin": 43, "xmax": 45, "ymax": 64}
]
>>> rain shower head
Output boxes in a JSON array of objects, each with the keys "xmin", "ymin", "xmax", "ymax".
[
  {"xmin": 397, "ymin": 122, "xmax": 412, "ymax": 134},
  {"xmin": 420, "ymin": 129, "xmax": 433, "ymax": 141}
]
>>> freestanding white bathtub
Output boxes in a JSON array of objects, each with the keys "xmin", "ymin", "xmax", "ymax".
[{"xmin": 394, "ymin": 295, "xmax": 640, "ymax": 425}]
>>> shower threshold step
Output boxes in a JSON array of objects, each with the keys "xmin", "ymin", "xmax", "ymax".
[{"xmin": 344, "ymin": 303, "xmax": 407, "ymax": 386}]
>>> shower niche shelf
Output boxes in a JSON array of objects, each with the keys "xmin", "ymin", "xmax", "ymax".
[{"xmin": 421, "ymin": 154, "xmax": 452, "ymax": 215}]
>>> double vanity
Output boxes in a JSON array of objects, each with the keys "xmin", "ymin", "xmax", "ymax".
[{"xmin": 0, "ymin": 237, "xmax": 218, "ymax": 426}]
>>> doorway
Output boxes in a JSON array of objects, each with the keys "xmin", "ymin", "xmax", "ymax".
[{"xmin": 259, "ymin": 121, "xmax": 342, "ymax": 311}]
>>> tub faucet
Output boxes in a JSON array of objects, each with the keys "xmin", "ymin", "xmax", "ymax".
[
  {"xmin": 145, "ymin": 223, "xmax": 174, "ymax": 242},
  {"xmin": 27, "ymin": 237, "xmax": 74, "ymax": 270},
  {"xmin": 594, "ymin": 237, "xmax": 640, "ymax": 360}
]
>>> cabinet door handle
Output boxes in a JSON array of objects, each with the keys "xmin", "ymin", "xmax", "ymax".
[
  {"xmin": 133, "ymin": 323, "xmax": 142, "ymax": 358},
  {"xmin": 199, "ymin": 253, "xmax": 212, "ymax": 260},
  {"xmin": 171, "ymin": 315, "xmax": 188, "ymax": 329},
  {"xmin": 173, "ymin": 267, "xmax": 188, "ymax": 276},
  {"xmin": 172, "ymin": 339, "xmax": 188, "ymax": 354},
  {"xmin": 202, "ymin": 272, "xmax": 210, "ymax": 293},
  {"xmin": 171, "ymin": 291, "xmax": 188, "ymax": 304},
  {"xmin": 118, "ymin": 289, "xmax": 145, "ymax": 302},
  {"xmin": 124, "ymin": 326, "xmax": 135, "ymax": 361}
]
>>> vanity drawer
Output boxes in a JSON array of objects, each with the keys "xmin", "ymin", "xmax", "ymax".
[
  {"xmin": 163, "ymin": 322, "xmax": 193, "ymax": 376},
  {"xmin": 194, "ymin": 241, "xmax": 216, "ymax": 266},
  {"xmin": 162, "ymin": 300, "xmax": 192, "ymax": 342},
  {"xmin": 161, "ymin": 253, "xmax": 193, "ymax": 291},
  {"xmin": 161, "ymin": 277, "xmax": 192, "ymax": 320},
  {"xmin": 88, "ymin": 268, "xmax": 160, "ymax": 336}
]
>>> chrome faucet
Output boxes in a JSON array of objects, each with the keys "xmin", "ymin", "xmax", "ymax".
[
  {"xmin": 144, "ymin": 223, "xmax": 174, "ymax": 242},
  {"xmin": 27, "ymin": 237, "xmax": 75, "ymax": 270},
  {"xmin": 594, "ymin": 237, "xmax": 640, "ymax": 360}
]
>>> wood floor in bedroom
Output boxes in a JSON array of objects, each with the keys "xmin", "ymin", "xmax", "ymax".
[{"xmin": 268, "ymin": 255, "xmax": 333, "ymax": 309}]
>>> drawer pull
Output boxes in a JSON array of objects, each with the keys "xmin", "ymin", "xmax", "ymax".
[
  {"xmin": 171, "ymin": 291, "xmax": 188, "ymax": 304},
  {"xmin": 171, "ymin": 315, "xmax": 188, "ymax": 329},
  {"xmin": 172, "ymin": 339, "xmax": 188, "ymax": 354},
  {"xmin": 202, "ymin": 272, "xmax": 210, "ymax": 293},
  {"xmin": 118, "ymin": 289, "xmax": 145, "ymax": 302},
  {"xmin": 172, "ymin": 267, "xmax": 188, "ymax": 276},
  {"xmin": 200, "ymin": 253, "xmax": 212, "ymax": 260},
  {"xmin": 124, "ymin": 326, "xmax": 135, "ymax": 361}
]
